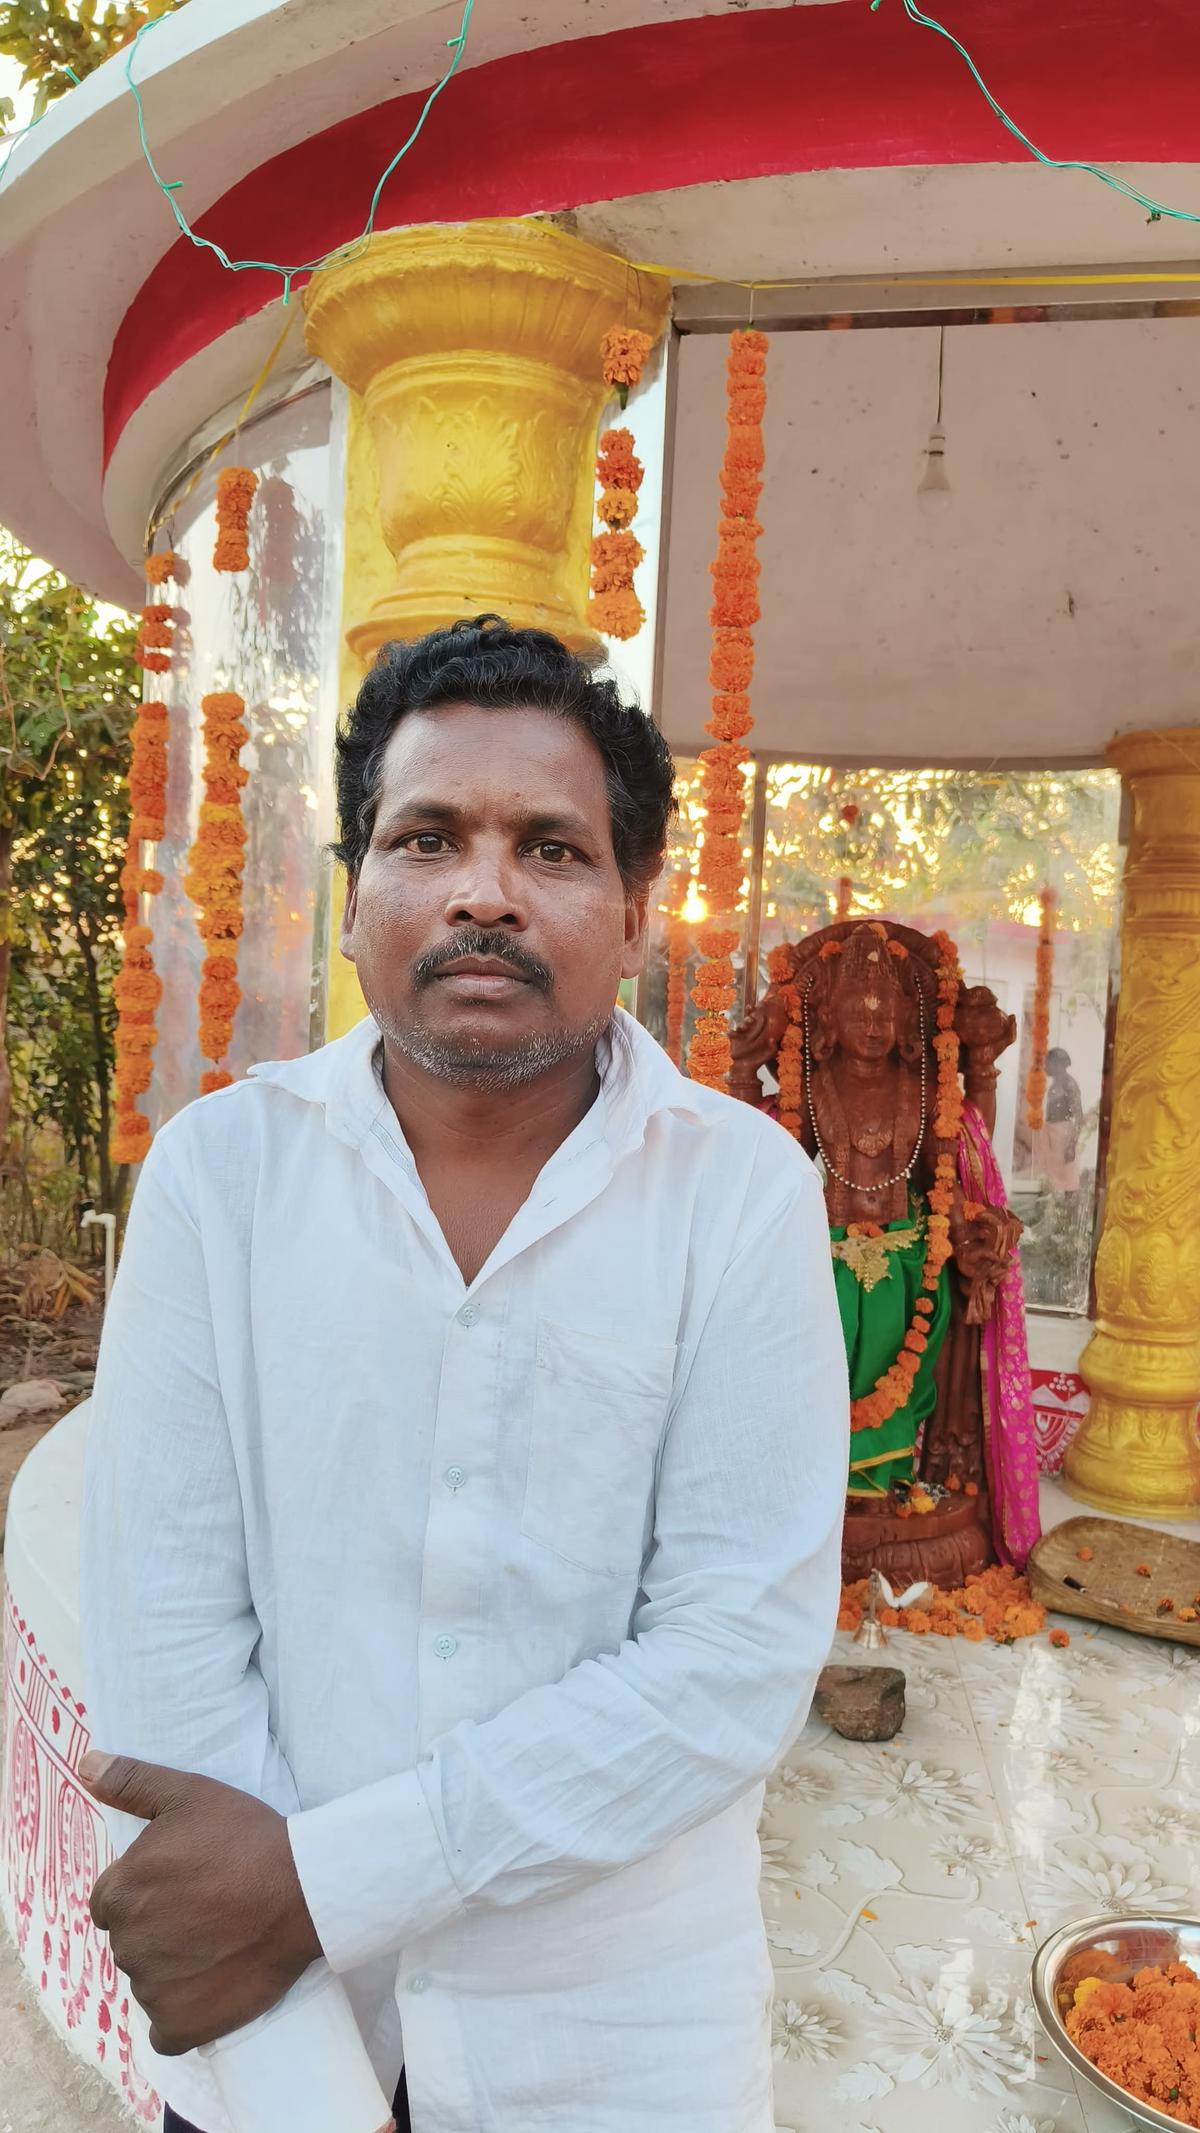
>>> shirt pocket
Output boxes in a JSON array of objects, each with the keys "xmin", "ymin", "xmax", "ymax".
[{"xmin": 522, "ymin": 1319, "xmax": 677, "ymax": 1578}]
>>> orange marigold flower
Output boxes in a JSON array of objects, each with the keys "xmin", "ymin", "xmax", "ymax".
[
  {"xmin": 588, "ymin": 586, "xmax": 645, "ymax": 641},
  {"xmin": 1049, "ymin": 1628, "xmax": 1071, "ymax": 1648},
  {"xmin": 597, "ymin": 429, "xmax": 644, "ymax": 489},
  {"xmin": 600, "ymin": 326, "xmax": 654, "ymax": 396},
  {"xmin": 214, "ymin": 466, "xmax": 258, "ymax": 574},
  {"xmin": 596, "ymin": 486, "xmax": 639, "ymax": 531}
]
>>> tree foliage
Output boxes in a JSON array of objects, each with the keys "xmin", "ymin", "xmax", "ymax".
[
  {"xmin": 0, "ymin": 0, "xmax": 186, "ymax": 121},
  {"xmin": 759, "ymin": 763, "xmax": 1120, "ymax": 945},
  {"xmin": 0, "ymin": 529, "xmax": 136, "ymax": 1216}
]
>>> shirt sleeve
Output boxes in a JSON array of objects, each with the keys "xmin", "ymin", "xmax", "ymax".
[
  {"xmin": 289, "ymin": 1158, "xmax": 848, "ymax": 1973},
  {"xmin": 79, "ymin": 1123, "xmax": 393, "ymax": 2133}
]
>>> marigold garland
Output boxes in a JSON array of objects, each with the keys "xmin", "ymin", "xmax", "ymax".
[
  {"xmin": 767, "ymin": 944, "xmax": 804, "ymax": 1139},
  {"xmin": 1025, "ymin": 885, "xmax": 1056, "ymax": 1129},
  {"xmin": 771, "ymin": 926, "xmax": 965, "ymax": 1434},
  {"xmin": 184, "ymin": 693, "xmax": 249, "ymax": 1094},
  {"xmin": 143, "ymin": 549, "xmax": 180, "ymax": 587},
  {"xmin": 134, "ymin": 602, "xmax": 177, "ymax": 676},
  {"xmin": 588, "ymin": 429, "xmax": 646, "ymax": 641},
  {"xmin": 835, "ymin": 874, "xmax": 853, "ymax": 921},
  {"xmin": 214, "ymin": 466, "xmax": 258, "ymax": 573},
  {"xmin": 600, "ymin": 326, "xmax": 653, "ymax": 409},
  {"xmin": 686, "ymin": 330, "xmax": 768, "ymax": 1090},
  {"xmin": 665, "ymin": 910, "xmax": 690, "ymax": 1067},
  {"xmin": 837, "ymin": 1563, "xmax": 1046, "ymax": 1644},
  {"xmin": 849, "ymin": 930, "xmax": 962, "ymax": 1431},
  {"xmin": 111, "ymin": 699, "xmax": 169, "ymax": 1166}
]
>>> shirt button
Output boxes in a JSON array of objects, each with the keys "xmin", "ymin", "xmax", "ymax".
[
  {"xmin": 457, "ymin": 1303, "xmax": 478, "ymax": 1328},
  {"xmin": 434, "ymin": 1634, "xmax": 458, "ymax": 1661},
  {"xmin": 407, "ymin": 1972, "xmax": 431, "ymax": 1995},
  {"xmin": 444, "ymin": 1465, "xmax": 467, "ymax": 1491}
]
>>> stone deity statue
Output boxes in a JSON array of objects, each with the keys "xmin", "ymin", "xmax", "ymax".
[{"xmin": 731, "ymin": 920, "xmax": 1041, "ymax": 1587}]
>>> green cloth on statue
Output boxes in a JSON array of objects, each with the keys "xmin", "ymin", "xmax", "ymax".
[{"xmin": 829, "ymin": 1198, "xmax": 952, "ymax": 1497}]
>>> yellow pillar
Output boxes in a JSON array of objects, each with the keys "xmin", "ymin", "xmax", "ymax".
[
  {"xmin": 305, "ymin": 217, "xmax": 668, "ymax": 662},
  {"xmin": 1065, "ymin": 726, "xmax": 1200, "ymax": 1517},
  {"xmin": 304, "ymin": 217, "xmax": 668, "ymax": 1035}
]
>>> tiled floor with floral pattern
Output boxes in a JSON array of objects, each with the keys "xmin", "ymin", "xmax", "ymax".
[{"xmin": 764, "ymin": 1617, "xmax": 1200, "ymax": 2133}]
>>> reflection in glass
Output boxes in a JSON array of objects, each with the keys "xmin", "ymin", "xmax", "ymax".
[
  {"xmin": 641, "ymin": 760, "xmax": 1120, "ymax": 1315},
  {"xmin": 639, "ymin": 756, "xmax": 755, "ymax": 1071},
  {"xmin": 145, "ymin": 390, "xmax": 334, "ymax": 1130}
]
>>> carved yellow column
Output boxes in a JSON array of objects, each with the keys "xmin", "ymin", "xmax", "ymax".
[
  {"xmin": 305, "ymin": 217, "xmax": 668, "ymax": 1035},
  {"xmin": 1065, "ymin": 727, "xmax": 1200, "ymax": 1516},
  {"xmin": 305, "ymin": 218, "xmax": 668, "ymax": 661}
]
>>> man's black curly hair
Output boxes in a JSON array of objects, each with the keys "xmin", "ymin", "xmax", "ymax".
[{"xmin": 332, "ymin": 616, "xmax": 677, "ymax": 892}]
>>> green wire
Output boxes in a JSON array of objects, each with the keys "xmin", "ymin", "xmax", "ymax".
[
  {"xmin": 872, "ymin": 0, "xmax": 1200, "ymax": 226},
  {"xmin": 0, "ymin": 63, "xmax": 82, "ymax": 183},
  {"xmin": 118, "ymin": 0, "xmax": 475, "ymax": 298},
  {"xmin": 5, "ymin": 0, "xmax": 1195, "ymax": 278}
]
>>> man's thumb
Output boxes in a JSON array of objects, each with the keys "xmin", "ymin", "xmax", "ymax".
[{"xmin": 78, "ymin": 1750, "xmax": 179, "ymax": 1819}]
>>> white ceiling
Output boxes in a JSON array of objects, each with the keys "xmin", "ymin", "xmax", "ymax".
[{"xmin": 659, "ymin": 313, "xmax": 1200, "ymax": 764}]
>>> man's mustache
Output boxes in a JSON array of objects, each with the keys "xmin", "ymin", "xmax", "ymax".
[{"xmin": 414, "ymin": 929, "xmax": 554, "ymax": 992}]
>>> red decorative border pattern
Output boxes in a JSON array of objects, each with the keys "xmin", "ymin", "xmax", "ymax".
[
  {"xmin": 1, "ymin": 1585, "xmax": 159, "ymax": 2121},
  {"xmin": 1031, "ymin": 1368, "xmax": 1088, "ymax": 1475}
]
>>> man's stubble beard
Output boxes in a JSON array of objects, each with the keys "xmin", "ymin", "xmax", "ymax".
[{"xmin": 386, "ymin": 1004, "xmax": 613, "ymax": 1092}]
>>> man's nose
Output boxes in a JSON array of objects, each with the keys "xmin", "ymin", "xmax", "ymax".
[{"xmin": 443, "ymin": 847, "xmax": 527, "ymax": 930}]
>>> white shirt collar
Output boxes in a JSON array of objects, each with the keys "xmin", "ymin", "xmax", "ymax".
[{"xmin": 247, "ymin": 1007, "xmax": 706, "ymax": 1164}]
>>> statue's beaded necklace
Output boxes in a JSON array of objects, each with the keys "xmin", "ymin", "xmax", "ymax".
[{"xmin": 803, "ymin": 990, "xmax": 927, "ymax": 1194}]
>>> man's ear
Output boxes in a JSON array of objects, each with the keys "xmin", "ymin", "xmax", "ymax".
[
  {"xmin": 340, "ymin": 874, "xmax": 358, "ymax": 962},
  {"xmin": 621, "ymin": 889, "xmax": 650, "ymax": 980}
]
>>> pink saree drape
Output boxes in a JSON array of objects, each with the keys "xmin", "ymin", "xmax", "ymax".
[{"xmin": 959, "ymin": 1102, "xmax": 1042, "ymax": 1568}]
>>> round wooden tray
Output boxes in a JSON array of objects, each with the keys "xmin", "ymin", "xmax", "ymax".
[{"xmin": 1028, "ymin": 1515, "xmax": 1200, "ymax": 1645}]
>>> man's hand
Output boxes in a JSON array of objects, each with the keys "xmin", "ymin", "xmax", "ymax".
[{"xmin": 81, "ymin": 1751, "xmax": 323, "ymax": 2058}]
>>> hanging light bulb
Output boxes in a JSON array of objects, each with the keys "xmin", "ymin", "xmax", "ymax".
[{"xmin": 918, "ymin": 325, "xmax": 951, "ymax": 500}]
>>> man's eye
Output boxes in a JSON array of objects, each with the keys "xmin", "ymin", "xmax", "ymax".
[
  {"xmin": 403, "ymin": 833, "xmax": 449, "ymax": 855},
  {"xmin": 532, "ymin": 842, "xmax": 573, "ymax": 864}
]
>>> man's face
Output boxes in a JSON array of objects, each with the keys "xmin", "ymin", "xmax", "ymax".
[{"xmin": 341, "ymin": 702, "xmax": 648, "ymax": 1087}]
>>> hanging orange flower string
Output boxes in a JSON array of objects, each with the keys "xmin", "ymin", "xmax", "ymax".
[
  {"xmin": 600, "ymin": 326, "xmax": 653, "ymax": 411},
  {"xmin": 135, "ymin": 603, "xmax": 176, "ymax": 675},
  {"xmin": 184, "ymin": 694, "xmax": 248, "ymax": 1095},
  {"xmin": 588, "ymin": 427, "xmax": 646, "ymax": 642},
  {"xmin": 111, "ymin": 699, "xmax": 169, "ymax": 1166},
  {"xmin": 214, "ymin": 466, "xmax": 259, "ymax": 573},
  {"xmin": 767, "ymin": 944, "xmax": 804, "ymax": 1140},
  {"xmin": 665, "ymin": 907, "xmax": 690, "ymax": 1068},
  {"xmin": 686, "ymin": 329, "xmax": 768, "ymax": 1090},
  {"xmin": 1025, "ymin": 886, "xmax": 1056, "ymax": 1130},
  {"xmin": 835, "ymin": 875, "xmax": 853, "ymax": 921},
  {"xmin": 143, "ymin": 549, "xmax": 180, "ymax": 588},
  {"xmin": 846, "ymin": 929, "xmax": 963, "ymax": 1435}
]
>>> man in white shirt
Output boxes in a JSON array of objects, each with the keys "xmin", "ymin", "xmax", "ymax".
[{"xmin": 79, "ymin": 614, "xmax": 848, "ymax": 2133}]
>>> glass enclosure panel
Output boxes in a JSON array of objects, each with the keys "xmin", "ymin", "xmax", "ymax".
[
  {"xmin": 757, "ymin": 762, "xmax": 1121, "ymax": 1313},
  {"xmin": 144, "ymin": 388, "xmax": 335, "ymax": 1131},
  {"xmin": 641, "ymin": 760, "xmax": 1120, "ymax": 1316},
  {"xmin": 639, "ymin": 755, "xmax": 756, "ymax": 1070}
]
